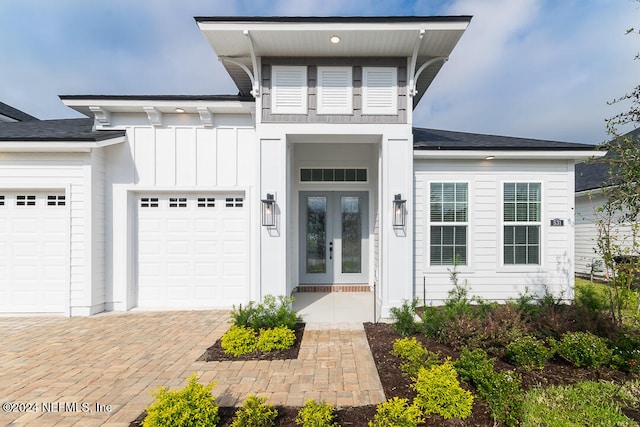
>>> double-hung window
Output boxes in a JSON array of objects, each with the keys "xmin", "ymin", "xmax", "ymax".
[
  {"xmin": 430, "ymin": 182, "xmax": 468, "ymax": 265},
  {"xmin": 503, "ymin": 182, "xmax": 541, "ymax": 265}
]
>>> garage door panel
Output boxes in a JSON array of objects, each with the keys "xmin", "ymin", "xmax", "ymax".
[
  {"xmin": 222, "ymin": 218, "xmax": 245, "ymax": 232},
  {"xmin": 195, "ymin": 241, "xmax": 218, "ymax": 254},
  {"xmin": 194, "ymin": 218, "xmax": 217, "ymax": 232},
  {"xmin": 137, "ymin": 193, "xmax": 248, "ymax": 308},
  {"xmin": 166, "ymin": 218, "xmax": 189, "ymax": 232}
]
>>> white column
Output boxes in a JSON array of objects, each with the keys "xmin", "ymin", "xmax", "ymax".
[
  {"xmin": 259, "ymin": 138, "xmax": 288, "ymax": 299},
  {"xmin": 380, "ymin": 136, "xmax": 414, "ymax": 317}
]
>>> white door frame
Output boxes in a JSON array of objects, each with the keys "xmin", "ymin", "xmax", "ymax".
[{"xmin": 298, "ymin": 191, "xmax": 369, "ymax": 285}]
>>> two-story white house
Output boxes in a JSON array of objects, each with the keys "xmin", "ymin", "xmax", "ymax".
[{"xmin": 0, "ymin": 16, "xmax": 600, "ymax": 317}]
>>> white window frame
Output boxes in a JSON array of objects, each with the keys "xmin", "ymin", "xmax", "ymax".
[
  {"xmin": 428, "ymin": 182, "xmax": 469, "ymax": 266},
  {"xmin": 502, "ymin": 182, "xmax": 542, "ymax": 267},
  {"xmin": 317, "ymin": 66, "xmax": 353, "ymax": 115},
  {"xmin": 362, "ymin": 67, "xmax": 398, "ymax": 115},
  {"xmin": 271, "ymin": 65, "xmax": 308, "ymax": 115}
]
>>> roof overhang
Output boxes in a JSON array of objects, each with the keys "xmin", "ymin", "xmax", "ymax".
[
  {"xmin": 0, "ymin": 136, "xmax": 126, "ymax": 153},
  {"xmin": 413, "ymin": 150, "xmax": 606, "ymax": 161},
  {"xmin": 60, "ymin": 96, "xmax": 255, "ymax": 128},
  {"xmin": 61, "ymin": 96, "xmax": 255, "ymax": 116},
  {"xmin": 195, "ymin": 16, "xmax": 471, "ymax": 105}
]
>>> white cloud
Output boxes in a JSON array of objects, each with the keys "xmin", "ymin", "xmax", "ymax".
[{"xmin": 0, "ymin": 0, "xmax": 637, "ymax": 143}]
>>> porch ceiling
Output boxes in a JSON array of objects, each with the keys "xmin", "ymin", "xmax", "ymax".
[{"xmin": 196, "ymin": 16, "xmax": 471, "ymax": 105}]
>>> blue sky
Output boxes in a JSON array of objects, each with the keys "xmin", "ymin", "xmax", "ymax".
[{"xmin": 0, "ymin": 0, "xmax": 638, "ymax": 144}]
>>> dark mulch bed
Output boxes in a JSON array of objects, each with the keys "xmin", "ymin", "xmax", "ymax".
[
  {"xmin": 130, "ymin": 405, "xmax": 377, "ymax": 427},
  {"xmin": 364, "ymin": 321, "xmax": 638, "ymax": 426},
  {"xmin": 131, "ymin": 321, "xmax": 639, "ymax": 426},
  {"xmin": 197, "ymin": 323, "xmax": 306, "ymax": 362}
]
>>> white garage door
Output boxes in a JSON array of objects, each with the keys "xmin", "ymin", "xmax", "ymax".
[
  {"xmin": 137, "ymin": 193, "xmax": 248, "ymax": 308},
  {"xmin": 0, "ymin": 192, "xmax": 68, "ymax": 313}
]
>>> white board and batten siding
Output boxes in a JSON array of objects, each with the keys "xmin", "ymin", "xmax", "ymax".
[
  {"xmin": 0, "ymin": 152, "xmax": 97, "ymax": 315},
  {"xmin": 105, "ymin": 123, "xmax": 256, "ymax": 310},
  {"xmin": 414, "ymin": 159, "xmax": 576, "ymax": 304}
]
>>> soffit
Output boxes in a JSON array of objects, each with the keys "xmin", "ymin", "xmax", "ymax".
[{"xmin": 196, "ymin": 17, "xmax": 470, "ymax": 104}]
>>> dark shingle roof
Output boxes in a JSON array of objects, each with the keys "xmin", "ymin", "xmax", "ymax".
[
  {"xmin": 0, "ymin": 102, "xmax": 38, "ymax": 122},
  {"xmin": 575, "ymin": 128, "xmax": 640, "ymax": 192},
  {"xmin": 195, "ymin": 16, "xmax": 472, "ymax": 24},
  {"xmin": 413, "ymin": 128, "xmax": 596, "ymax": 151},
  {"xmin": 0, "ymin": 118, "xmax": 125, "ymax": 142},
  {"xmin": 59, "ymin": 94, "xmax": 255, "ymax": 102},
  {"xmin": 575, "ymin": 152, "xmax": 615, "ymax": 192}
]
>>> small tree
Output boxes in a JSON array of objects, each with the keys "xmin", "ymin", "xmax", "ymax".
[{"xmin": 593, "ymin": 15, "xmax": 640, "ymax": 324}]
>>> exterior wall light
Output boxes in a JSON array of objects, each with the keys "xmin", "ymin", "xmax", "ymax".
[
  {"xmin": 330, "ymin": 35, "xmax": 341, "ymax": 44},
  {"xmin": 393, "ymin": 194, "xmax": 406, "ymax": 227},
  {"xmin": 261, "ymin": 193, "xmax": 276, "ymax": 227}
]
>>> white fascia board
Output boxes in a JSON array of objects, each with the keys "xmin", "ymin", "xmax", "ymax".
[
  {"xmin": 0, "ymin": 136, "xmax": 126, "ymax": 152},
  {"xmin": 197, "ymin": 21, "xmax": 469, "ymax": 32},
  {"xmin": 413, "ymin": 150, "xmax": 605, "ymax": 161},
  {"xmin": 62, "ymin": 99, "xmax": 255, "ymax": 117},
  {"xmin": 576, "ymin": 187, "xmax": 607, "ymax": 198}
]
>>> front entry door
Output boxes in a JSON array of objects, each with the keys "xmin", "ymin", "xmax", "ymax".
[{"xmin": 299, "ymin": 192, "xmax": 368, "ymax": 284}]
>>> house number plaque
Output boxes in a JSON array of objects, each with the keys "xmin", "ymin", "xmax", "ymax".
[{"xmin": 550, "ymin": 218, "xmax": 564, "ymax": 226}]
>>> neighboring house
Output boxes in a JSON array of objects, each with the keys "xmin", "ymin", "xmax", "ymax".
[
  {"xmin": 0, "ymin": 16, "xmax": 600, "ymax": 316},
  {"xmin": 575, "ymin": 128, "xmax": 640, "ymax": 280},
  {"xmin": 0, "ymin": 101, "xmax": 39, "ymax": 122}
]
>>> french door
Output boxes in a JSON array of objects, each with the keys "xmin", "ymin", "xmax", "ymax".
[{"xmin": 299, "ymin": 191, "xmax": 368, "ymax": 284}]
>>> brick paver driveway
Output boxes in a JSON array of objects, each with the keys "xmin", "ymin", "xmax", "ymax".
[{"xmin": 0, "ymin": 311, "xmax": 384, "ymax": 427}]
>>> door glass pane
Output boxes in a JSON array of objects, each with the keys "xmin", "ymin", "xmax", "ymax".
[
  {"xmin": 341, "ymin": 196, "xmax": 362, "ymax": 273},
  {"xmin": 306, "ymin": 197, "xmax": 327, "ymax": 273}
]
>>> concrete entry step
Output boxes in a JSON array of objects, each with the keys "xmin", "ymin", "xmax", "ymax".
[
  {"xmin": 296, "ymin": 284, "xmax": 371, "ymax": 292},
  {"xmin": 292, "ymin": 291, "xmax": 378, "ymax": 323}
]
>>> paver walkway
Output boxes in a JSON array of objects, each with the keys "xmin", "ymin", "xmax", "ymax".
[{"xmin": 0, "ymin": 311, "xmax": 385, "ymax": 427}]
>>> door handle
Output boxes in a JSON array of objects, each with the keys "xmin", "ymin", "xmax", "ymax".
[{"xmin": 329, "ymin": 241, "xmax": 333, "ymax": 260}]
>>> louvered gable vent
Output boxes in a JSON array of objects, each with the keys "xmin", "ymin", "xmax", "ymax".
[
  {"xmin": 272, "ymin": 66, "xmax": 307, "ymax": 114},
  {"xmin": 362, "ymin": 67, "xmax": 398, "ymax": 115},
  {"xmin": 317, "ymin": 67, "xmax": 353, "ymax": 114}
]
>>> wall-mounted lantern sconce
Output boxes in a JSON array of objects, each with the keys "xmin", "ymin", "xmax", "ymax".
[
  {"xmin": 393, "ymin": 194, "xmax": 406, "ymax": 227},
  {"xmin": 261, "ymin": 193, "xmax": 276, "ymax": 227}
]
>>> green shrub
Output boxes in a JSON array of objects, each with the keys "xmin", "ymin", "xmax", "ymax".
[
  {"xmin": 389, "ymin": 299, "xmax": 421, "ymax": 336},
  {"xmin": 231, "ymin": 395, "xmax": 277, "ymax": 427},
  {"xmin": 295, "ymin": 399, "xmax": 340, "ymax": 427},
  {"xmin": 610, "ymin": 332, "xmax": 640, "ymax": 373},
  {"xmin": 575, "ymin": 281, "xmax": 608, "ymax": 313},
  {"xmin": 522, "ymin": 380, "xmax": 638, "ymax": 427},
  {"xmin": 221, "ymin": 326, "xmax": 258, "ymax": 356},
  {"xmin": 230, "ymin": 295, "xmax": 301, "ymax": 330},
  {"xmin": 368, "ymin": 397, "xmax": 423, "ymax": 427},
  {"xmin": 256, "ymin": 326, "xmax": 296, "ymax": 352},
  {"xmin": 391, "ymin": 337, "xmax": 440, "ymax": 378},
  {"xmin": 420, "ymin": 305, "xmax": 449, "ymax": 338},
  {"xmin": 142, "ymin": 373, "xmax": 219, "ymax": 427},
  {"xmin": 454, "ymin": 348, "xmax": 524, "ymax": 426},
  {"xmin": 506, "ymin": 335, "xmax": 554, "ymax": 370},
  {"xmin": 477, "ymin": 370, "xmax": 524, "ymax": 427},
  {"xmin": 454, "ymin": 348, "xmax": 495, "ymax": 384},
  {"xmin": 553, "ymin": 331, "xmax": 613, "ymax": 368},
  {"xmin": 411, "ymin": 361, "xmax": 473, "ymax": 420}
]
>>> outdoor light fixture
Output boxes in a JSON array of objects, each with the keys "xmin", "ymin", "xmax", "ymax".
[
  {"xmin": 175, "ymin": 108, "xmax": 185, "ymax": 113},
  {"xmin": 330, "ymin": 35, "xmax": 341, "ymax": 44},
  {"xmin": 261, "ymin": 193, "xmax": 276, "ymax": 227},
  {"xmin": 393, "ymin": 194, "xmax": 406, "ymax": 227},
  {"xmin": 485, "ymin": 155, "xmax": 495, "ymax": 160}
]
